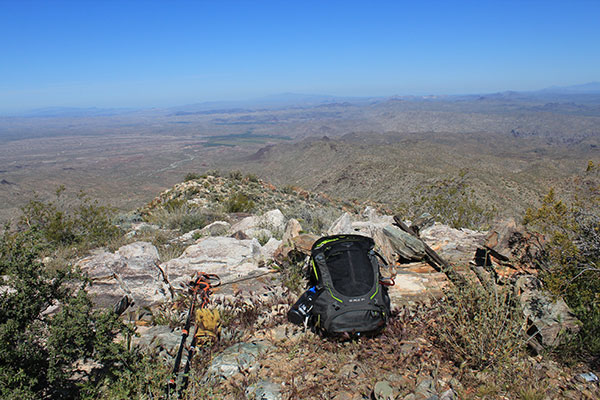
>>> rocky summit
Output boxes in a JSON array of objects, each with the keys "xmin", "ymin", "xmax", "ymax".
[{"xmin": 66, "ymin": 175, "xmax": 600, "ymax": 399}]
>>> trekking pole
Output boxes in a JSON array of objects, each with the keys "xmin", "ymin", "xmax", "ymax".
[
  {"xmin": 166, "ymin": 272, "xmax": 220, "ymax": 399},
  {"xmin": 178, "ymin": 274, "xmax": 219, "ymax": 396}
]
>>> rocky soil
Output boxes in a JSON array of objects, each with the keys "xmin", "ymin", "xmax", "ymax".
[{"xmin": 77, "ymin": 176, "xmax": 599, "ymax": 399}]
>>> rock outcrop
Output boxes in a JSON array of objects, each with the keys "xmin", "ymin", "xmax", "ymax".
[{"xmin": 78, "ymin": 242, "xmax": 169, "ymax": 308}]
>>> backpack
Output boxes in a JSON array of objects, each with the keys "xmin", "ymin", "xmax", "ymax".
[{"xmin": 288, "ymin": 234, "xmax": 392, "ymax": 335}]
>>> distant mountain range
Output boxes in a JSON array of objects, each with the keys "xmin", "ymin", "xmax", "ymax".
[
  {"xmin": 12, "ymin": 106, "xmax": 137, "ymax": 118},
  {"xmin": 539, "ymin": 82, "xmax": 600, "ymax": 94},
  {"xmin": 8, "ymin": 82, "xmax": 600, "ymax": 118}
]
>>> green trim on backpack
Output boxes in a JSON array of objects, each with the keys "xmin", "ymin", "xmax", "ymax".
[
  {"xmin": 327, "ymin": 285, "xmax": 343, "ymax": 303},
  {"xmin": 369, "ymin": 284, "xmax": 379, "ymax": 299}
]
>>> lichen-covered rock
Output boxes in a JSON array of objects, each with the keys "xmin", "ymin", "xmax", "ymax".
[
  {"xmin": 202, "ymin": 341, "xmax": 271, "ymax": 383},
  {"xmin": 382, "ymin": 225, "xmax": 427, "ymax": 261},
  {"xmin": 246, "ymin": 379, "xmax": 282, "ymax": 400},
  {"xmin": 372, "ymin": 380, "xmax": 397, "ymax": 400},
  {"xmin": 516, "ymin": 275, "xmax": 581, "ymax": 348}
]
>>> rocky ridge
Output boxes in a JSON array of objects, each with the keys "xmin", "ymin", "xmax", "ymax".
[{"xmin": 77, "ymin": 176, "xmax": 598, "ymax": 399}]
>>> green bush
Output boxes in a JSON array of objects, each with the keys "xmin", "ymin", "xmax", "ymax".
[
  {"xmin": 184, "ymin": 172, "xmax": 202, "ymax": 182},
  {"xmin": 0, "ymin": 229, "xmax": 136, "ymax": 399},
  {"xmin": 226, "ymin": 193, "xmax": 255, "ymax": 213},
  {"xmin": 245, "ymin": 173, "xmax": 259, "ymax": 182},
  {"xmin": 228, "ymin": 170, "xmax": 243, "ymax": 180},
  {"xmin": 18, "ymin": 187, "xmax": 121, "ymax": 250},
  {"xmin": 523, "ymin": 163, "xmax": 600, "ymax": 361}
]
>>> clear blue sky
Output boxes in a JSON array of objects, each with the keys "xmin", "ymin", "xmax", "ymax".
[{"xmin": 1, "ymin": 0, "xmax": 599, "ymax": 111}]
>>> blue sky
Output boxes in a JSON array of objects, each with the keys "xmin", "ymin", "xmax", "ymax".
[{"xmin": 1, "ymin": 0, "xmax": 599, "ymax": 111}]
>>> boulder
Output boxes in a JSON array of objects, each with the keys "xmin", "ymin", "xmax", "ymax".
[
  {"xmin": 420, "ymin": 223, "xmax": 487, "ymax": 265},
  {"xmin": 229, "ymin": 209, "xmax": 286, "ymax": 237},
  {"xmin": 162, "ymin": 236, "xmax": 264, "ymax": 290},
  {"xmin": 262, "ymin": 238, "xmax": 282, "ymax": 259},
  {"xmin": 516, "ymin": 275, "xmax": 580, "ymax": 349},
  {"xmin": 281, "ymin": 218, "xmax": 302, "ymax": 244},
  {"xmin": 260, "ymin": 209, "xmax": 286, "ymax": 235},
  {"xmin": 327, "ymin": 213, "xmax": 354, "ymax": 235},
  {"xmin": 382, "ymin": 225, "xmax": 427, "ymax": 262},
  {"xmin": 230, "ymin": 215, "xmax": 259, "ymax": 234},
  {"xmin": 78, "ymin": 241, "xmax": 169, "ymax": 308}
]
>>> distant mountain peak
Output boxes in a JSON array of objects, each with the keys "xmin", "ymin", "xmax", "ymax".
[{"xmin": 540, "ymin": 82, "xmax": 600, "ymax": 94}]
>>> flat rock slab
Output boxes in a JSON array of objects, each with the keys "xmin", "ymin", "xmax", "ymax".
[
  {"xmin": 388, "ymin": 271, "xmax": 448, "ymax": 305},
  {"xmin": 420, "ymin": 223, "xmax": 486, "ymax": 265},
  {"xmin": 203, "ymin": 341, "xmax": 272, "ymax": 383}
]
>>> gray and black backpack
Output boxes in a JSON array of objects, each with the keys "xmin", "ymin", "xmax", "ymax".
[{"xmin": 288, "ymin": 234, "xmax": 392, "ymax": 335}]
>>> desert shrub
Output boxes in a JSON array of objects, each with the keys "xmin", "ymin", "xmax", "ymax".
[
  {"xmin": 286, "ymin": 205, "xmax": 339, "ymax": 234},
  {"xmin": 0, "ymin": 229, "xmax": 138, "ymax": 399},
  {"xmin": 434, "ymin": 284, "xmax": 525, "ymax": 369},
  {"xmin": 79, "ymin": 350, "xmax": 170, "ymax": 400},
  {"xmin": 18, "ymin": 187, "xmax": 121, "ymax": 251},
  {"xmin": 408, "ymin": 172, "xmax": 496, "ymax": 230},
  {"xmin": 245, "ymin": 173, "xmax": 259, "ymax": 182},
  {"xmin": 147, "ymin": 203, "xmax": 222, "ymax": 233},
  {"xmin": 228, "ymin": 170, "xmax": 243, "ymax": 180},
  {"xmin": 184, "ymin": 172, "xmax": 202, "ymax": 182},
  {"xmin": 157, "ymin": 242, "xmax": 187, "ymax": 262},
  {"xmin": 523, "ymin": 163, "xmax": 600, "ymax": 361},
  {"xmin": 225, "ymin": 193, "xmax": 255, "ymax": 213},
  {"xmin": 272, "ymin": 251, "xmax": 307, "ymax": 293},
  {"xmin": 282, "ymin": 185, "xmax": 295, "ymax": 195}
]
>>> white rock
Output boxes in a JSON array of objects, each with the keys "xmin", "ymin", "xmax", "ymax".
[
  {"xmin": 327, "ymin": 213, "xmax": 354, "ymax": 235},
  {"xmin": 229, "ymin": 210, "xmax": 286, "ymax": 237},
  {"xmin": 260, "ymin": 209, "xmax": 286, "ymax": 234},
  {"xmin": 163, "ymin": 237, "xmax": 264, "ymax": 289},
  {"xmin": 281, "ymin": 218, "xmax": 302, "ymax": 244},
  {"xmin": 230, "ymin": 216, "xmax": 259, "ymax": 233},
  {"xmin": 78, "ymin": 242, "xmax": 168, "ymax": 308},
  {"xmin": 117, "ymin": 241, "xmax": 160, "ymax": 261},
  {"xmin": 261, "ymin": 238, "xmax": 282, "ymax": 259},
  {"xmin": 245, "ymin": 228, "xmax": 273, "ymax": 242}
]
